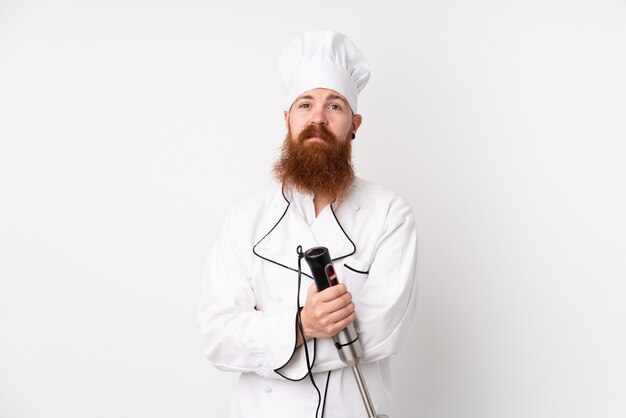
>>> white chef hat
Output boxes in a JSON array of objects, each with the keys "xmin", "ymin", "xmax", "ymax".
[{"xmin": 278, "ymin": 30, "xmax": 370, "ymax": 113}]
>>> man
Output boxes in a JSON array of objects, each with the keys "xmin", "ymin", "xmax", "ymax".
[{"xmin": 198, "ymin": 30, "xmax": 417, "ymax": 418}]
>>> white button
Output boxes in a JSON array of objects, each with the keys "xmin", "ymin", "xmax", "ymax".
[
  {"xmin": 311, "ymin": 394, "xmax": 318, "ymax": 401},
  {"xmin": 352, "ymin": 203, "xmax": 360, "ymax": 211},
  {"xmin": 264, "ymin": 386, "xmax": 272, "ymax": 393},
  {"xmin": 275, "ymin": 296, "xmax": 283, "ymax": 303}
]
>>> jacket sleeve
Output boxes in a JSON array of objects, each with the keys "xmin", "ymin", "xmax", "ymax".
[
  {"xmin": 197, "ymin": 207, "xmax": 298, "ymax": 379},
  {"xmin": 352, "ymin": 196, "xmax": 418, "ymax": 363},
  {"xmin": 305, "ymin": 195, "xmax": 418, "ymax": 373}
]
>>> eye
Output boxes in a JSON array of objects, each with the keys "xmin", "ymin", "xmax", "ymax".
[
  {"xmin": 298, "ymin": 103, "xmax": 310, "ymax": 109},
  {"xmin": 329, "ymin": 103, "xmax": 342, "ymax": 111}
]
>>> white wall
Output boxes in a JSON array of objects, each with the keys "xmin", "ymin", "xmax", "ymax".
[{"xmin": 1, "ymin": 1, "xmax": 625, "ymax": 417}]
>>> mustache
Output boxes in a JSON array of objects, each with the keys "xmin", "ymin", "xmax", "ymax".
[{"xmin": 297, "ymin": 125, "xmax": 337, "ymax": 143}]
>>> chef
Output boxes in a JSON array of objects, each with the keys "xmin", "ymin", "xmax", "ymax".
[{"xmin": 198, "ymin": 30, "xmax": 418, "ymax": 418}]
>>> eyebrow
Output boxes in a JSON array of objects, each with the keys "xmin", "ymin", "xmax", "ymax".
[
  {"xmin": 295, "ymin": 94, "xmax": 349, "ymax": 106},
  {"xmin": 327, "ymin": 94, "xmax": 349, "ymax": 105}
]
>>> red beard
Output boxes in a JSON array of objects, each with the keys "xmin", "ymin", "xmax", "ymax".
[{"xmin": 273, "ymin": 124, "xmax": 355, "ymax": 199}]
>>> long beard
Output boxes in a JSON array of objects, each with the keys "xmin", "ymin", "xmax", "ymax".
[{"xmin": 273, "ymin": 125, "xmax": 355, "ymax": 199}]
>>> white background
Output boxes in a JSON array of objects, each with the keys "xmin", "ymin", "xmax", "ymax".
[{"xmin": 1, "ymin": 1, "xmax": 625, "ymax": 417}]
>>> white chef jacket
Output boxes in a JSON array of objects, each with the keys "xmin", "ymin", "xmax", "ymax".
[{"xmin": 198, "ymin": 177, "xmax": 418, "ymax": 418}]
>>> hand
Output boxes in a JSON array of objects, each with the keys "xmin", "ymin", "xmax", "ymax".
[{"xmin": 298, "ymin": 282, "xmax": 356, "ymax": 345}]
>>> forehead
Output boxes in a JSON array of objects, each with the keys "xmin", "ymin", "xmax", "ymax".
[{"xmin": 294, "ymin": 88, "xmax": 348, "ymax": 104}]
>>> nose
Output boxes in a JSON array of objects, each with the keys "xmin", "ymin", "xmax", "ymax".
[{"xmin": 310, "ymin": 107, "xmax": 328, "ymax": 126}]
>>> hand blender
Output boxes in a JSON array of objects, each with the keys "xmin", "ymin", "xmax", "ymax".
[{"xmin": 304, "ymin": 246, "xmax": 389, "ymax": 418}]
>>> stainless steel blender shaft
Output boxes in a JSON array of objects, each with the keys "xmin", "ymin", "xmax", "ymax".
[
  {"xmin": 351, "ymin": 364, "xmax": 389, "ymax": 418},
  {"xmin": 333, "ymin": 325, "xmax": 388, "ymax": 418}
]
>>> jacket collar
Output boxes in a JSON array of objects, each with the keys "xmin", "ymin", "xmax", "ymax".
[{"xmin": 252, "ymin": 184, "xmax": 358, "ymax": 277}]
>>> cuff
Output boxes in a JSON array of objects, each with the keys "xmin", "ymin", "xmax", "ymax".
[{"xmin": 273, "ymin": 310, "xmax": 317, "ymax": 381}]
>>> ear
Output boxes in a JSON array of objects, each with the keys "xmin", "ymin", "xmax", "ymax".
[
  {"xmin": 352, "ymin": 114, "xmax": 363, "ymax": 134},
  {"xmin": 283, "ymin": 111, "xmax": 290, "ymax": 131}
]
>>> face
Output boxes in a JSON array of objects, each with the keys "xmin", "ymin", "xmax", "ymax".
[
  {"xmin": 273, "ymin": 88, "xmax": 363, "ymax": 198},
  {"xmin": 284, "ymin": 88, "xmax": 362, "ymax": 144}
]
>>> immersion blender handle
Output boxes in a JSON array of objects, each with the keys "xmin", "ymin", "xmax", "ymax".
[
  {"xmin": 303, "ymin": 246, "xmax": 363, "ymax": 367},
  {"xmin": 303, "ymin": 246, "xmax": 339, "ymax": 291}
]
